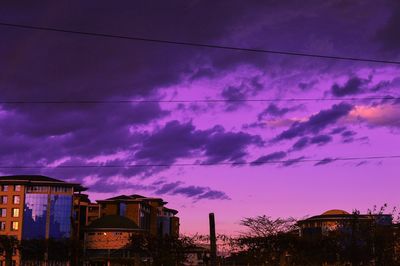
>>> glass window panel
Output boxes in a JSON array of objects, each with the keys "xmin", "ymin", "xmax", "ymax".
[
  {"xmin": 12, "ymin": 209, "xmax": 19, "ymax": 218},
  {"xmin": 0, "ymin": 222, "xmax": 5, "ymax": 230},
  {"xmin": 49, "ymin": 195, "xmax": 72, "ymax": 239},
  {"xmin": 14, "ymin": 185, "xmax": 21, "ymax": 192},
  {"xmin": 119, "ymin": 203, "xmax": 126, "ymax": 216},
  {"xmin": 11, "ymin": 222, "xmax": 18, "ymax": 231},
  {"xmin": 0, "ymin": 196, "xmax": 7, "ymax": 204},
  {"xmin": 22, "ymin": 194, "xmax": 48, "ymax": 239},
  {"xmin": 13, "ymin": 196, "xmax": 20, "ymax": 204}
]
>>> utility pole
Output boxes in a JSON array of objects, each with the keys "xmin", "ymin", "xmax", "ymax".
[{"xmin": 209, "ymin": 213, "xmax": 217, "ymax": 266}]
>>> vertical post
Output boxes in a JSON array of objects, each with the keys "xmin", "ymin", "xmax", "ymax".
[{"xmin": 209, "ymin": 213, "xmax": 217, "ymax": 266}]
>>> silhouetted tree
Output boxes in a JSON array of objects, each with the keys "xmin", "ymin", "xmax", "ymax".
[
  {"xmin": 129, "ymin": 233, "xmax": 196, "ymax": 265},
  {"xmin": 0, "ymin": 235, "xmax": 19, "ymax": 266}
]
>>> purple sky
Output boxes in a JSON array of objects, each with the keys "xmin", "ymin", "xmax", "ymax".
[{"xmin": 1, "ymin": 1, "xmax": 400, "ymax": 235}]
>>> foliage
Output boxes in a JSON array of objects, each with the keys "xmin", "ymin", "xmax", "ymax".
[
  {"xmin": 0, "ymin": 235, "xmax": 19, "ymax": 266},
  {"xmin": 224, "ymin": 209, "xmax": 400, "ymax": 266},
  {"xmin": 129, "ymin": 233, "xmax": 197, "ymax": 266}
]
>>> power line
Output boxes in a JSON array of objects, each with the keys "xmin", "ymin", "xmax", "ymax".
[
  {"xmin": 0, "ymin": 96, "xmax": 398, "ymax": 104},
  {"xmin": 0, "ymin": 155, "xmax": 398, "ymax": 169},
  {"xmin": 0, "ymin": 22, "xmax": 400, "ymax": 65}
]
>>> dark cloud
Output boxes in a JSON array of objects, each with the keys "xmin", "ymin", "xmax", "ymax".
[
  {"xmin": 331, "ymin": 76, "xmax": 369, "ymax": 97},
  {"xmin": 274, "ymin": 103, "xmax": 353, "ymax": 142},
  {"xmin": 298, "ymin": 80, "xmax": 318, "ymax": 91},
  {"xmin": 282, "ymin": 156, "xmax": 306, "ymax": 167},
  {"xmin": 135, "ymin": 120, "xmax": 263, "ymax": 165},
  {"xmin": 314, "ymin": 158, "xmax": 336, "ymax": 166},
  {"xmin": 375, "ymin": 2, "xmax": 400, "ymax": 52},
  {"xmin": 257, "ymin": 104, "xmax": 301, "ymax": 120},
  {"xmin": 310, "ymin": 135, "xmax": 332, "ymax": 145},
  {"xmin": 251, "ymin": 151, "xmax": 287, "ymax": 166},
  {"xmin": 340, "ymin": 130, "xmax": 358, "ymax": 143},
  {"xmin": 291, "ymin": 137, "xmax": 310, "ymax": 151},
  {"xmin": 290, "ymin": 135, "xmax": 332, "ymax": 151},
  {"xmin": 331, "ymin": 127, "xmax": 347, "ymax": 134},
  {"xmin": 221, "ymin": 76, "xmax": 265, "ymax": 111},
  {"xmin": 203, "ymin": 131, "xmax": 263, "ymax": 164},
  {"xmin": 155, "ymin": 181, "xmax": 230, "ymax": 201},
  {"xmin": 221, "ymin": 86, "xmax": 247, "ymax": 111},
  {"xmin": 134, "ymin": 121, "xmax": 208, "ymax": 165},
  {"xmin": 155, "ymin": 181, "xmax": 182, "ymax": 195}
]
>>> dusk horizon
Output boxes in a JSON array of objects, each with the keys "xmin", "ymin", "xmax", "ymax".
[{"xmin": 1, "ymin": 0, "xmax": 400, "ymax": 239}]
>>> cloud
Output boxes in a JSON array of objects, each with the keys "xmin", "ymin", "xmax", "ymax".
[
  {"xmin": 274, "ymin": 103, "xmax": 353, "ymax": 142},
  {"xmin": 203, "ymin": 131, "xmax": 263, "ymax": 164},
  {"xmin": 331, "ymin": 127, "xmax": 347, "ymax": 134},
  {"xmin": 155, "ymin": 181, "xmax": 230, "ymax": 201},
  {"xmin": 331, "ymin": 76, "xmax": 369, "ymax": 97},
  {"xmin": 290, "ymin": 134, "xmax": 332, "ymax": 151},
  {"xmin": 282, "ymin": 156, "xmax": 306, "ymax": 167},
  {"xmin": 257, "ymin": 103, "xmax": 301, "ymax": 120},
  {"xmin": 135, "ymin": 120, "xmax": 263, "ymax": 165},
  {"xmin": 310, "ymin": 135, "xmax": 332, "ymax": 145},
  {"xmin": 251, "ymin": 151, "xmax": 287, "ymax": 166},
  {"xmin": 221, "ymin": 85, "xmax": 247, "ymax": 111},
  {"xmin": 221, "ymin": 76, "xmax": 265, "ymax": 111},
  {"xmin": 348, "ymin": 104, "xmax": 400, "ymax": 128},
  {"xmin": 314, "ymin": 158, "xmax": 336, "ymax": 166},
  {"xmin": 291, "ymin": 137, "xmax": 309, "ymax": 151},
  {"xmin": 375, "ymin": 2, "xmax": 400, "ymax": 52}
]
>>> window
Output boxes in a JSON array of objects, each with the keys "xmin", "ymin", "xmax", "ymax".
[
  {"xmin": 0, "ymin": 209, "xmax": 6, "ymax": 217},
  {"xmin": 13, "ymin": 196, "xmax": 20, "ymax": 205},
  {"xmin": 0, "ymin": 196, "xmax": 7, "ymax": 204},
  {"xmin": 12, "ymin": 209, "xmax": 19, "ymax": 218},
  {"xmin": 26, "ymin": 186, "xmax": 48, "ymax": 193},
  {"xmin": 14, "ymin": 185, "xmax": 21, "ymax": 192},
  {"xmin": 1, "ymin": 185, "xmax": 8, "ymax": 192},
  {"xmin": 11, "ymin": 222, "xmax": 18, "ymax": 231},
  {"xmin": 0, "ymin": 222, "xmax": 5, "ymax": 231},
  {"xmin": 119, "ymin": 202, "xmax": 126, "ymax": 216}
]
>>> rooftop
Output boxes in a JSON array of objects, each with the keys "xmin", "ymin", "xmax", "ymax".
[
  {"xmin": 100, "ymin": 194, "xmax": 166, "ymax": 204},
  {"xmin": 0, "ymin": 175, "xmax": 86, "ymax": 191},
  {"xmin": 86, "ymin": 215, "xmax": 142, "ymax": 231}
]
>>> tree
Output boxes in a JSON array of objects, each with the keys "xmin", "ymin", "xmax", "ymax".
[
  {"xmin": 129, "ymin": 233, "xmax": 196, "ymax": 265},
  {"xmin": 0, "ymin": 235, "xmax": 19, "ymax": 266}
]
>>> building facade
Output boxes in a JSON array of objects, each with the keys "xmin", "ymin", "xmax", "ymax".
[
  {"xmin": 0, "ymin": 175, "xmax": 85, "ymax": 265},
  {"xmin": 297, "ymin": 209, "xmax": 393, "ymax": 237},
  {"xmin": 97, "ymin": 194, "xmax": 179, "ymax": 237},
  {"xmin": 0, "ymin": 176, "xmax": 181, "ymax": 265}
]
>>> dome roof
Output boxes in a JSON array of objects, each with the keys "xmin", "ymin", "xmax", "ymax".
[
  {"xmin": 86, "ymin": 215, "xmax": 141, "ymax": 231},
  {"xmin": 322, "ymin": 209, "xmax": 349, "ymax": 215}
]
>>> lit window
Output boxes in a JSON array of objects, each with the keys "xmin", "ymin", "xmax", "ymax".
[
  {"xmin": 0, "ymin": 221, "xmax": 5, "ymax": 230},
  {"xmin": 14, "ymin": 185, "xmax": 21, "ymax": 192},
  {"xmin": 12, "ymin": 209, "xmax": 19, "ymax": 218},
  {"xmin": 1, "ymin": 185, "xmax": 8, "ymax": 192},
  {"xmin": 11, "ymin": 222, "xmax": 18, "ymax": 231},
  {"xmin": 0, "ymin": 209, "xmax": 6, "ymax": 217},
  {"xmin": 0, "ymin": 196, "xmax": 7, "ymax": 204},
  {"xmin": 13, "ymin": 196, "xmax": 20, "ymax": 205}
]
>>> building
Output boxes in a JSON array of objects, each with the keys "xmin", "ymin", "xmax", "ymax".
[
  {"xmin": 83, "ymin": 215, "xmax": 143, "ymax": 265},
  {"xmin": 73, "ymin": 193, "xmax": 101, "ymax": 240},
  {"xmin": 297, "ymin": 209, "xmax": 393, "ymax": 237},
  {"xmin": 0, "ymin": 175, "xmax": 85, "ymax": 265},
  {"xmin": 83, "ymin": 194, "xmax": 180, "ymax": 265},
  {"xmin": 97, "ymin": 194, "xmax": 179, "ymax": 237}
]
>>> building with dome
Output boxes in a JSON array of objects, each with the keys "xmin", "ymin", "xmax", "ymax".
[{"xmin": 297, "ymin": 209, "xmax": 392, "ymax": 237}]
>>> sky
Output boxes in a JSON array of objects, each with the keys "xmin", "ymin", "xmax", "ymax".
[{"xmin": 0, "ymin": 0, "xmax": 400, "ymax": 235}]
